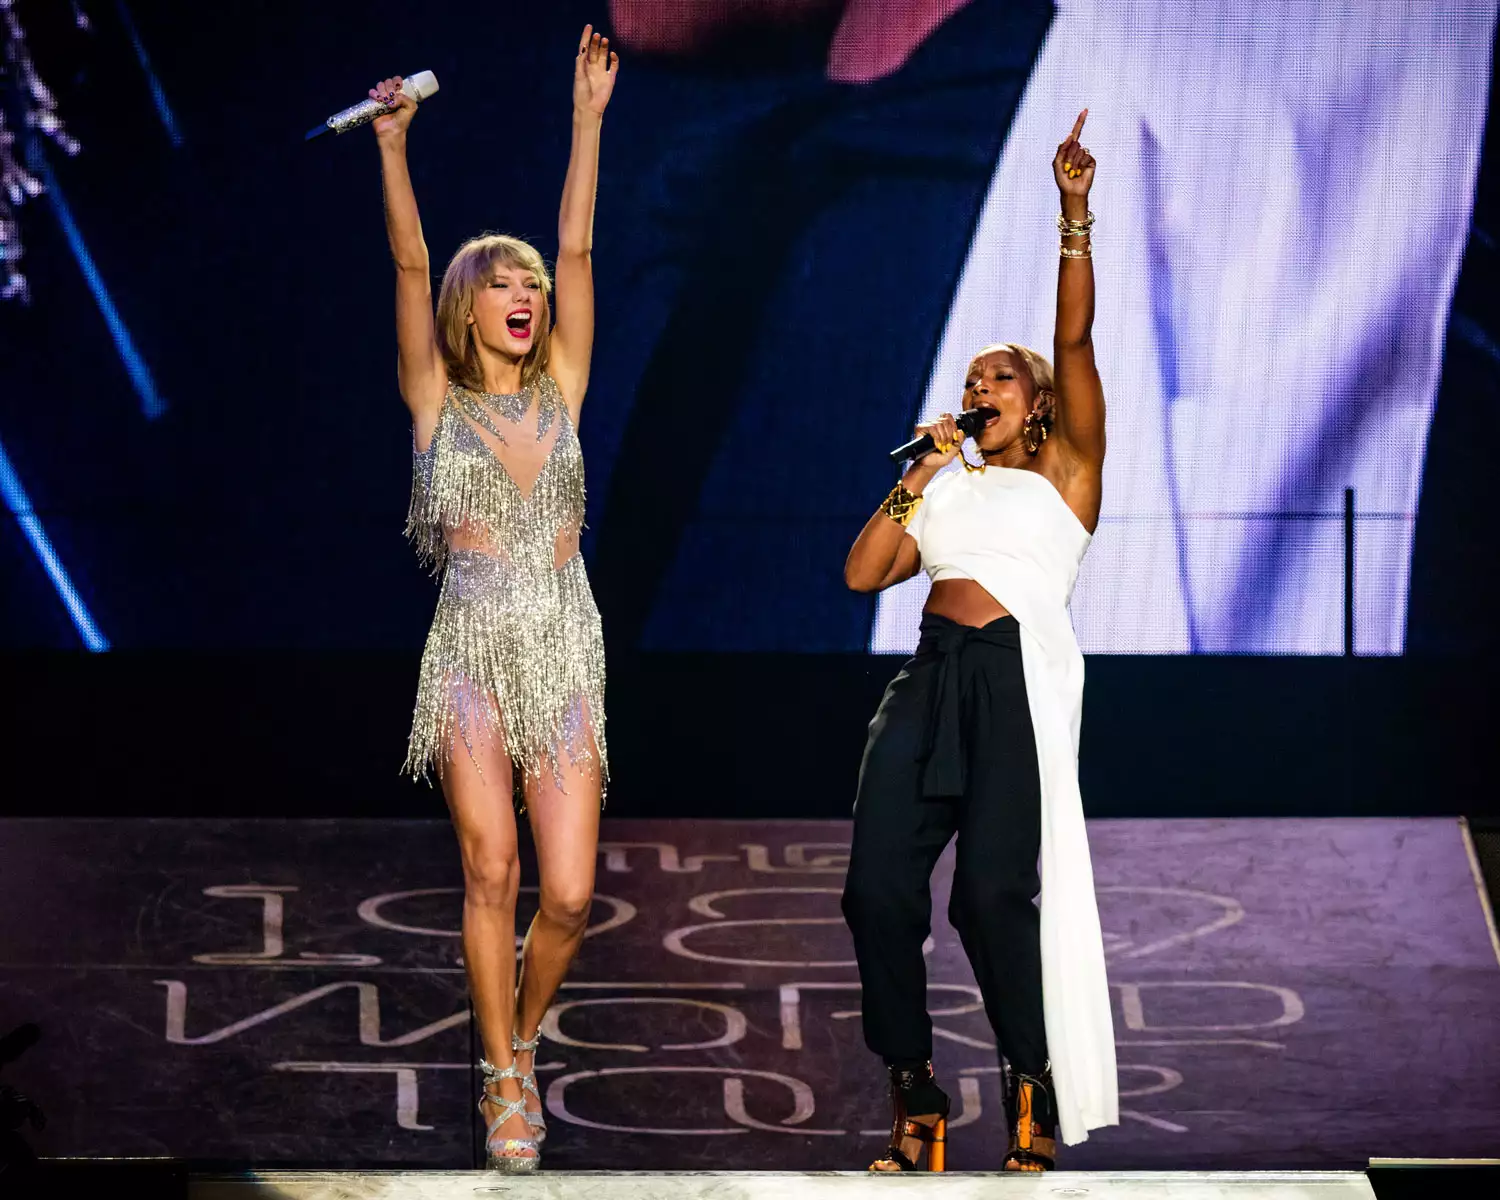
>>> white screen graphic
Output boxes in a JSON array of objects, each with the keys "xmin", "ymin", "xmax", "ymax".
[{"xmin": 873, "ymin": 0, "xmax": 1496, "ymax": 655}]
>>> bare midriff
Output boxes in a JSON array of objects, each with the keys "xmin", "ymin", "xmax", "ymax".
[
  {"xmin": 444, "ymin": 522, "xmax": 581, "ymax": 569},
  {"xmin": 924, "ymin": 577, "xmax": 1011, "ymax": 628}
]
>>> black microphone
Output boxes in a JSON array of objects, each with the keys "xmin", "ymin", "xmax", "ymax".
[{"xmin": 889, "ymin": 408, "xmax": 996, "ymax": 464}]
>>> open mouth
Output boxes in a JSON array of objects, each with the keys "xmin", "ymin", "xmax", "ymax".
[{"xmin": 505, "ymin": 310, "xmax": 533, "ymax": 340}]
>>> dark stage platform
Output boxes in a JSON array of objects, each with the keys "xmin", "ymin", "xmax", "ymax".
[{"xmin": 2, "ymin": 817, "xmax": 1497, "ymax": 1172}]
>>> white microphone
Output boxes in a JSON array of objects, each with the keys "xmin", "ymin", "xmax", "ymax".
[{"xmin": 306, "ymin": 71, "xmax": 439, "ymax": 140}]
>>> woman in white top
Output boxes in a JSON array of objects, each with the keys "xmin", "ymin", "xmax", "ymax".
[{"xmin": 841, "ymin": 111, "xmax": 1115, "ymax": 1172}]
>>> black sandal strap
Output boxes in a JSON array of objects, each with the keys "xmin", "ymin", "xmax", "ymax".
[
  {"xmin": 900, "ymin": 1118, "xmax": 943, "ymax": 1143},
  {"xmin": 873, "ymin": 1146, "xmax": 918, "ymax": 1172},
  {"xmin": 887, "ymin": 1062, "xmax": 951, "ymax": 1120},
  {"xmin": 1005, "ymin": 1148, "xmax": 1056, "ymax": 1171}
]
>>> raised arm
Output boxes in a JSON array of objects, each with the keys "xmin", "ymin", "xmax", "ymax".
[
  {"xmin": 1050, "ymin": 110, "xmax": 1105, "ymax": 467},
  {"xmin": 551, "ymin": 27, "xmax": 619, "ymax": 421},
  {"xmin": 372, "ymin": 78, "xmax": 445, "ymax": 435}
]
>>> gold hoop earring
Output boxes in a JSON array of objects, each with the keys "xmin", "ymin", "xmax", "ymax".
[{"xmin": 1023, "ymin": 412, "xmax": 1049, "ymax": 456}]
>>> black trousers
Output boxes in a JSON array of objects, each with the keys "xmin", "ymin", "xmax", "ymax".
[{"xmin": 841, "ymin": 613, "xmax": 1047, "ymax": 1076}]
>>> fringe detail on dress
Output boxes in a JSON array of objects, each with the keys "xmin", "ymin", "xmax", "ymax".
[
  {"xmin": 403, "ymin": 376, "xmax": 608, "ymax": 794},
  {"xmin": 402, "ymin": 553, "xmax": 608, "ymax": 789}
]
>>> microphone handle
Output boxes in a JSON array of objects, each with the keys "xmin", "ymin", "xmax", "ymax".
[
  {"xmin": 306, "ymin": 71, "xmax": 439, "ymax": 141},
  {"xmin": 889, "ymin": 434, "xmax": 938, "ymax": 465},
  {"xmin": 888, "ymin": 408, "xmax": 991, "ymax": 464},
  {"xmin": 311, "ymin": 96, "xmax": 395, "ymax": 139}
]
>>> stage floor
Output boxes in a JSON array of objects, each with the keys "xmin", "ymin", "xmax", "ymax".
[
  {"xmin": 194, "ymin": 1169, "xmax": 1380, "ymax": 1199},
  {"xmin": 2, "ymin": 817, "xmax": 1497, "ymax": 1171}
]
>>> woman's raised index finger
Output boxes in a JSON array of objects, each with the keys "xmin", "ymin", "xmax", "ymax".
[{"xmin": 1069, "ymin": 108, "xmax": 1088, "ymax": 140}]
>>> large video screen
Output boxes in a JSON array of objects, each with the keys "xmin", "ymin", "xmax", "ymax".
[
  {"xmin": 871, "ymin": 0, "xmax": 1496, "ymax": 655},
  {"xmin": 1, "ymin": 0, "xmax": 1494, "ymax": 654}
]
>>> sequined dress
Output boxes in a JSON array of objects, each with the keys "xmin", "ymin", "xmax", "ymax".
[{"xmin": 404, "ymin": 374, "xmax": 607, "ymax": 785}]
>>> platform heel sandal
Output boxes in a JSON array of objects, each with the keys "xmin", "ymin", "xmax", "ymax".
[
  {"xmin": 1003, "ymin": 1064, "xmax": 1057, "ymax": 1172},
  {"xmin": 868, "ymin": 1062, "xmax": 950, "ymax": 1172},
  {"xmin": 478, "ymin": 1058, "xmax": 541, "ymax": 1172},
  {"xmin": 512, "ymin": 1029, "xmax": 546, "ymax": 1144}
]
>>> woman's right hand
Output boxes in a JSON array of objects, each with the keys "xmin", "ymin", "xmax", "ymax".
[
  {"xmin": 910, "ymin": 413, "xmax": 963, "ymax": 474},
  {"xmin": 371, "ymin": 77, "xmax": 418, "ymax": 141}
]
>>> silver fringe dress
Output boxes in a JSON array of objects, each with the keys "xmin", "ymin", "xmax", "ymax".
[{"xmin": 404, "ymin": 374, "xmax": 607, "ymax": 788}]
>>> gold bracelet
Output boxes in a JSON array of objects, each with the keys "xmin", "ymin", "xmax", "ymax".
[
  {"xmin": 1060, "ymin": 241, "xmax": 1092, "ymax": 259},
  {"xmin": 880, "ymin": 483, "xmax": 924, "ymax": 527},
  {"xmin": 1057, "ymin": 210, "xmax": 1096, "ymax": 237}
]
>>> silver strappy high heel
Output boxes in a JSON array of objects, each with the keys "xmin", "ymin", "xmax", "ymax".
[
  {"xmin": 478, "ymin": 1058, "xmax": 541, "ymax": 1172},
  {"xmin": 512, "ymin": 1029, "xmax": 546, "ymax": 1144}
]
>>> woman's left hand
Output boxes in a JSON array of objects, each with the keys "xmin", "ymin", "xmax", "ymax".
[
  {"xmin": 1053, "ymin": 109, "xmax": 1096, "ymax": 197},
  {"xmin": 574, "ymin": 25, "xmax": 619, "ymax": 117}
]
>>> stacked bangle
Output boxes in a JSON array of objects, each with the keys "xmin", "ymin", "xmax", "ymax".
[
  {"xmin": 1058, "ymin": 210, "xmax": 1094, "ymax": 258},
  {"xmin": 1057, "ymin": 211, "xmax": 1095, "ymax": 237}
]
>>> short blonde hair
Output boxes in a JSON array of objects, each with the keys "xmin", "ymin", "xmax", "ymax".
[
  {"xmin": 970, "ymin": 342, "xmax": 1055, "ymax": 394},
  {"xmin": 436, "ymin": 234, "xmax": 552, "ymax": 392}
]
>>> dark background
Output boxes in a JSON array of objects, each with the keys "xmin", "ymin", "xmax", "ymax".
[{"xmin": 0, "ymin": 0, "xmax": 1496, "ymax": 819}]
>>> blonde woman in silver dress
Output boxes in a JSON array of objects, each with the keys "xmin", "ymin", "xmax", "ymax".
[{"xmin": 372, "ymin": 27, "xmax": 617, "ymax": 1173}]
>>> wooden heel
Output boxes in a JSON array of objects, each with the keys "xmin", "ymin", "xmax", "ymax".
[{"xmin": 927, "ymin": 1118, "xmax": 948, "ymax": 1173}]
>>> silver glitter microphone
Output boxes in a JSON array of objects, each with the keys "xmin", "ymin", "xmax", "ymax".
[{"xmin": 305, "ymin": 71, "xmax": 439, "ymax": 141}]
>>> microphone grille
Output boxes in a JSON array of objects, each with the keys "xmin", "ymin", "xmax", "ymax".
[{"xmin": 404, "ymin": 71, "xmax": 440, "ymax": 101}]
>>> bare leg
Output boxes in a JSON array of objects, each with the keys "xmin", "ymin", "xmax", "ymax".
[
  {"xmin": 514, "ymin": 710, "xmax": 603, "ymax": 1084},
  {"xmin": 439, "ymin": 709, "xmax": 534, "ymax": 1160}
]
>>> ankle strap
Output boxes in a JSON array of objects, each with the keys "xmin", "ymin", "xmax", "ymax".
[
  {"xmin": 886, "ymin": 1060, "xmax": 949, "ymax": 1120},
  {"xmin": 887, "ymin": 1061, "xmax": 936, "ymax": 1090},
  {"xmin": 480, "ymin": 1057, "xmax": 523, "ymax": 1083},
  {"xmin": 512, "ymin": 1030, "xmax": 541, "ymax": 1053}
]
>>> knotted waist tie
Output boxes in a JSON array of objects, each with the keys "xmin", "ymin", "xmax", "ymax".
[{"xmin": 915, "ymin": 612, "xmax": 1022, "ymax": 797}]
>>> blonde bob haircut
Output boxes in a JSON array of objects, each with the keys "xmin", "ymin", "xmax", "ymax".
[
  {"xmin": 436, "ymin": 234, "xmax": 553, "ymax": 393},
  {"xmin": 971, "ymin": 341, "xmax": 1056, "ymax": 437}
]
